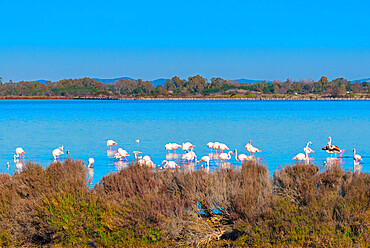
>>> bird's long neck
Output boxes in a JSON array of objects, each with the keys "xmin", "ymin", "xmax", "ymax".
[
  {"xmin": 227, "ymin": 151, "xmax": 232, "ymax": 159},
  {"xmin": 306, "ymin": 142, "xmax": 310, "ymax": 149},
  {"xmin": 328, "ymin": 137, "xmax": 332, "ymax": 145},
  {"xmin": 234, "ymin": 150, "xmax": 239, "ymax": 161}
]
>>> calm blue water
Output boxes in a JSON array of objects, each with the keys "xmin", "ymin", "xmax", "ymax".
[{"xmin": 0, "ymin": 100, "xmax": 369, "ymax": 185}]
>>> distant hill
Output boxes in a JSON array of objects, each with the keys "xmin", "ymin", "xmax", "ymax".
[
  {"xmin": 232, "ymin": 78, "xmax": 272, "ymax": 84},
  {"xmin": 351, "ymin": 78, "xmax": 370, "ymax": 83},
  {"xmin": 93, "ymin": 77, "xmax": 135, "ymax": 85},
  {"xmin": 151, "ymin": 78, "xmax": 169, "ymax": 86},
  {"xmin": 30, "ymin": 79, "xmax": 49, "ymax": 84}
]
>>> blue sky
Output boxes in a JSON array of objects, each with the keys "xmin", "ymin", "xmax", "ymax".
[{"xmin": 0, "ymin": 0, "xmax": 369, "ymax": 82}]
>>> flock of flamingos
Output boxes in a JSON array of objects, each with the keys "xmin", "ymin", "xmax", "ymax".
[{"xmin": 9, "ymin": 136, "xmax": 364, "ymax": 175}]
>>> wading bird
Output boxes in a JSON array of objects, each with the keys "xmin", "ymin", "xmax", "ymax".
[
  {"xmin": 15, "ymin": 147, "xmax": 25, "ymax": 160},
  {"xmin": 245, "ymin": 140, "xmax": 261, "ymax": 156},
  {"xmin": 115, "ymin": 148, "xmax": 129, "ymax": 161},
  {"xmin": 88, "ymin": 158, "xmax": 94, "ymax": 168},
  {"xmin": 52, "ymin": 146, "xmax": 64, "ymax": 161},
  {"xmin": 219, "ymin": 151, "xmax": 233, "ymax": 163},
  {"xmin": 234, "ymin": 149, "xmax": 253, "ymax": 165},
  {"xmin": 292, "ymin": 152, "xmax": 308, "ymax": 162},
  {"xmin": 161, "ymin": 160, "xmax": 179, "ymax": 169},
  {"xmin": 207, "ymin": 142, "xmax": 214, "ymax": 153},
  {"xmin": 106, "ymin": 140, "xmax": 118, "ymax": 150},
  {"xmin": 303, "ymin": 141, "xmax": 315, "ymax": 158},
  {"xmin": 219, "ymin": 143, "xmax": 230, "ymax": 153},
  {"xmin": 353, "ymin": 149, "xmax": 362, "ymax": 162},
  {"xmin": 212, "ymin": 142, "xmax": 221, "ymax": 153},
  {"xmin": 197, "ymin": 155, "xmax": 210, "ymax": 167}
]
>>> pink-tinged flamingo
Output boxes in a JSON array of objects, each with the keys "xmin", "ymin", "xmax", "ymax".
[
  {"xmin": 165, "ymin": 143, "xmax": 174, "ymax": 153},
  {"xmin": 212, "ymin": 142, "xmax": 221, "ymax": 153},
  {"xmin": 115, "ymin": 148, "xmax": 130, "ymax": 161},
  {"xmin": 52, "ymin": 146, "xmax": 64, "ymax": 161},
  {"xmin": 292, "ymin": 152, "xmax": 308, "ymax": 162},
  {"xmin": 245, "ymin": 140, "xmax": 261, "ymax": 157},
  {"xmin": 106, "ymin": 140, "xmax": 118, "ymax": 150},
  {"xmin": 219, "ymin": 151, "xmax": 233, "ymax": 163},
  {"xmin": 182, "ymin": 150, "xmax": 196, "ymax": 164},
  {"xmin": 219, "ymin": 143, "xmax": 230, "ymax": 153},
  {"xmin": 303, "ymin": 141, "xmax": 315, "ymax": 158},
  {"xmin": 198, "ymin": 156, "xmax": 210, "ymax": 167},
  {"xmin": 171, "ymin": 143, "xmax": 181, "ymax": 153},
  {"xmin": 207, "ymin": 142, "xmax": 214, "ymax": 153},
  {"xmin": 353, "ymin": 149, "xmax": 362, "ymax": 162},
  {"xmin": 182, "ymin": 142, "xmax": 195, "ymax": 153},
  {"xmin": 162, "ymin": 160, "xmax": 179, "ymax": 169},
  {"xmin": 88, "ymin": 158, "xmax": 95, "ymax": 168},
  {"xmin": 15, "ymin": 147, "xmax": 25, "ymax": 160},
  {"xmin": 234, "ymin": 149, "xmax": 253, "ymax": 165}
]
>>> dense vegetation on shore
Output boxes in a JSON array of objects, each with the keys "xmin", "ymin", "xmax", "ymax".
[
  {"xmin": 0, "ymin": 159, "xmax": 368, "ymax": 247},
  {"xmin": 0, "ymin": 75, "xmax": 369, "ymax": 98}
]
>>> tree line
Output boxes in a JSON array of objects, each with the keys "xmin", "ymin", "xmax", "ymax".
[{"xmin": 0, "ymin": 75, "xmax": 369, "ymax": 98}]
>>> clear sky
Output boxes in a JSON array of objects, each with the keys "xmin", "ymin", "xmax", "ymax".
[{"xmin": 0, "ymin": 0, "xmax": 369, "ymax": 82}]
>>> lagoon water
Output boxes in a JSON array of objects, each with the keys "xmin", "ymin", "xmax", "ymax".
[{"xmin": 0, "ymin": 100, "xmax": 369, "ymax": 185}]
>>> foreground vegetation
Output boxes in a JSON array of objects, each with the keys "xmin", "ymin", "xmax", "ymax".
[
  {"xmin": 0, "ymin": 75, "xmax": 369, "ymax": 99},
  {"xmin": 0, "ymin": 159, "xmax": 369, "ymax": 247}
]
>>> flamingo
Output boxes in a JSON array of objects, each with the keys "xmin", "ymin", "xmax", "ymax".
[
  {"xmin": 197, "ymin": 156, "xmax": 210, "ymax": 167},
  {"xmin": 142, "ymin": 155, "xmax": 155, "ymax": 168},
  {"xmin": 88, "ymin": 158, "xmax": 95, "ymax": 168},
  {"xmin": 182, "ymin": 150, "xmax": 196, "ymax": 164},
  {"xmin": 165, "ymin": 143, "xmax": 174, "ymax": 153},
  {"xmin": 325, "ymin": 137, "xmax": 343, "ymax": 158},
  {"xmin": 7, "ymin": 162, "xmax": 10, "ymax": 170},
  {"xmin": 292, "ymin": 152, "xmax": 308, "ymax": 162},
  {"xmin": 353, "ymin": 149, "xmax": 362, "ymax": 162},
  {"xmin": 52, "ymin": 146, "xmax": 64, "ymax": 161},
  {"xmin": 303, "ymin": 141, "xmax": 315, "ymax": 158},
  {"xmin": 207, "ymin": 142, "xmax": 214, "ymax": 153},
  {"xmin": 162, "ymin": 160, "xmax": 179, "ymax": 169},
  {"xmin": 219, "ymin": 143, "xmax": 230, "ymax": 153},
  {"xmin": 115, "ymin": 148, "xmax": 130, "ymax": 161},
  {"xmin": 15, "ymin": 147, "xmax": 25, "ymax": 160},
  {"xmin": 171, "ymin": 143, "xmax": 181, "ymax": 153},
  {"xmin": 182, "ymin": 142, "xmax": 195, "ymax": 153},
  {"xmin": 245, "ymin": 140, "xmax": 261, "ymax": 157},
  {"xmin": 106, "ymin": 140, "xmax": 118, "ymax": 150},
  {"xmin": 234, "ymin": 149, "xmax": 253, "ymax": 165},
  {"xmin": 133, "ymin": 151, "xmax": 142, "ymax": 160},
  {"xmin": 219, "ymin": 151, "xmax": 233, "ymax": 163},
  {"xmin": 212, "ymin": 142, "xmax": 221, "ymax": 153}
]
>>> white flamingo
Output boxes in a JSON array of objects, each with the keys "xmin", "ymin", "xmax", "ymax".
[
  {"xmin": 182, "ymin": 142, "xmax": 195, "ymax": 153},
  {"xmin": 52, "ymin": 146, "xmax": 64, "ymax": 161},
  {"xmin": 161, "ymin": 160, "xmax": 179, "ymax": 169},
  {"xmin": 219, "ymin": 151, "xmax": 233, "ymax": 163},
  {"xmin": 234, "ymin": 149, "xmax": 253, "ymax": 165},
  {"xmin": 114, "ymin": 148, "xmax": 130, "ymax": 161},
  {"xmin": 15, "ymin": 147, "xmax": 25, "ymax": 160},
  {"xmin": 353, "ymin": 149, "xmax": 362, "ymax": 162},
  {"xmin": 303, "ymin": 141, "xmax": 315, "ymax": 158},
  {"xmin": 165, "ymin": 143, "xmax": 174, "ymax": 153},
  {"xmin": 171, "ymin": 143, "xmax": 181, "ymax": 153},
  {"xmin": 207, "ymin": 142, "xmax": 214, "ymax": 153},
  {"xmin": 292, "ymin": 151, "xmax": 308, "ymax": 162},
  {"xmin": 219, "ymin": 143, "xmax": 230, "ymax": 153},
  {"xmin": 182, "ymin": 150, "xmax": 196, "ymax": 164},
  {"xmin": 88, "ymin": 158, "xmax": 95, "ymax": 168},
  {"xmin": 106, "ymin": 139, "xmax": 118, "ymax": 150},
  {"xmin": 198, "ymin": 156, "xmax": 210, "ymax": 167},
  {"xmin": 142, "ymin": 155, "xmax": 155, "ymax": 168},
  {"xmin": 245, "ymin": 140, "xmax": 261, "ymax": 156},
  {"xmin": 133, "ymin": 151, "xmax": 142, "ymax": 160},
  {"xmin": 212, "ymin": 142, "xmax": 221, "ymax": 153}
]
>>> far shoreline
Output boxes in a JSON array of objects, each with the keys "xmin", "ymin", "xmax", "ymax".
[{"xmin": 1, "ymin": 96, "xmax": 370, "ymax": 101}]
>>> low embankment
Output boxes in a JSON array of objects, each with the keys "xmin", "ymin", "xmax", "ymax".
[{"xmin": 0, "ymin": 159, "xmax": 368, "ymax": 247}]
